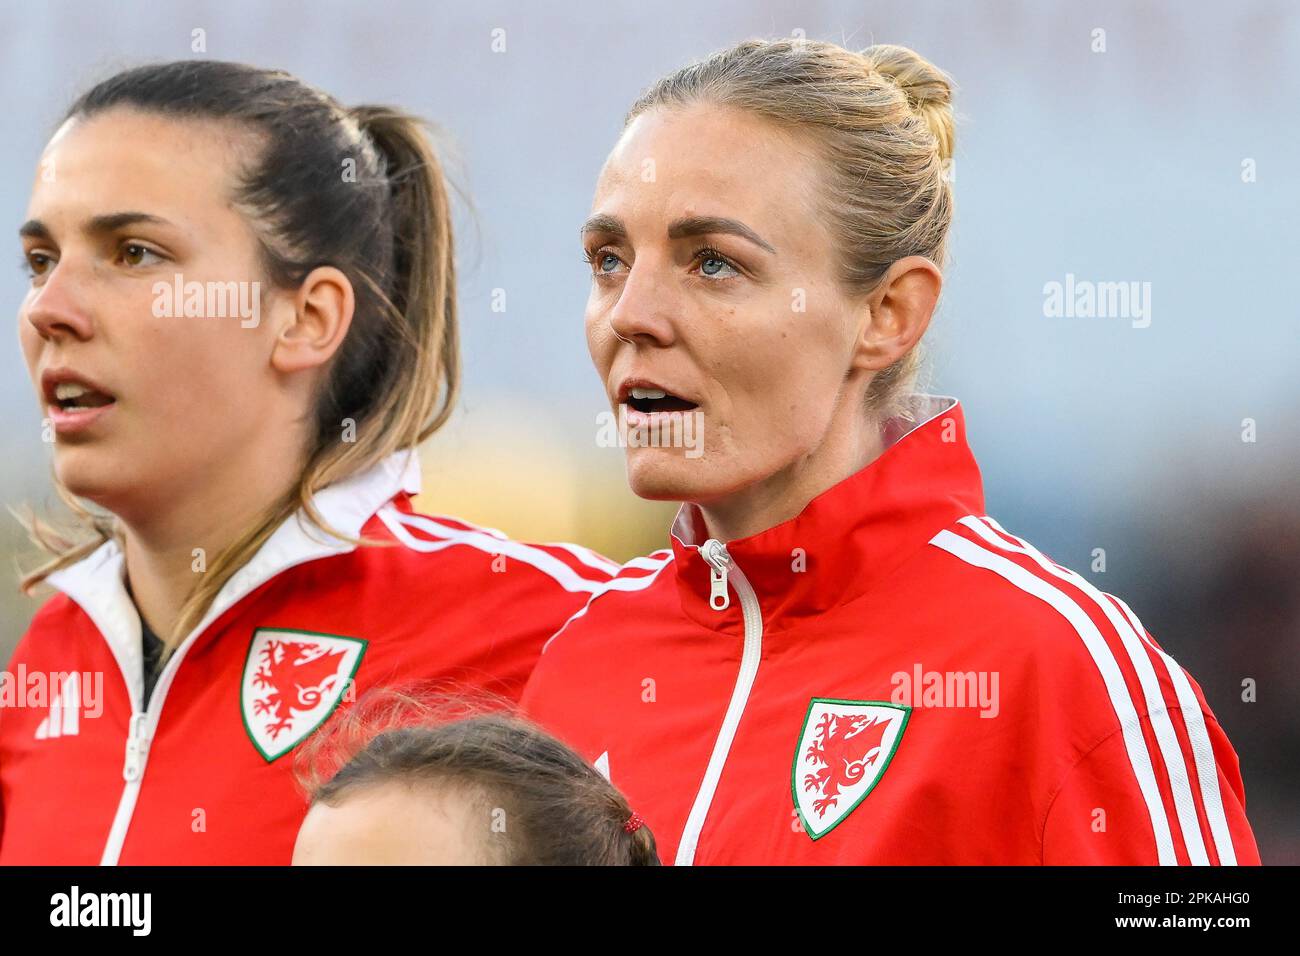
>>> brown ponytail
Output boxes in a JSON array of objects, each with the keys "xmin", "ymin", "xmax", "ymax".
[{"xmin": 18, "ymin": 62, "xmax": 461, "ymax": 655}]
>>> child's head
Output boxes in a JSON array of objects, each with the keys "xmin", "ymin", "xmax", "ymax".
[{"xmin": 293, "ymin": 694, "xmax": 660, "ymax": 865}]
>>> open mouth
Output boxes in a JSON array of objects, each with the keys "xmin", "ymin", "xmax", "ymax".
[
  {"xmin": 626, "ymin": 386, "xmax": 699, "ymax": 415},
  {"xmin": 51, "ymin": 382, "xmax": 115, "ymax": 413}
]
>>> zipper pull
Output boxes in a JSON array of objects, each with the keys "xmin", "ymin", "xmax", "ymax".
[
  {"xmin": 123, "ymin": 712, "xmax": 150, "ymax": 782},
  {"xmin": 700, "ymin": 539, "xmax": 732, "ymax": 611}
]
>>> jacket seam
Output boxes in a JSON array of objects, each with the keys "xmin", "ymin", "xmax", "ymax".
[{"xmin": 1038, "ymin": 704, "xmax": 1208, "ymax": 864}]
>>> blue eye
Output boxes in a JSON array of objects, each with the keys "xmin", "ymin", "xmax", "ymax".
[
  {"xmin": 697, "ymin": 250, "xmax": 738, "ymax": 279},
  {"xmin": 584, "ymin": 248, "xmax": 624, "ymax": 277}
]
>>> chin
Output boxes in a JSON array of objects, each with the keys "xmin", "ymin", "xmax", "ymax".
[
  {"xmin": 624, "ymin": 448, "xmax": 727, "ymax": 502},
  {"xmin": 53, "ymin": 446, "xmax": 128, "ymax": 508}
]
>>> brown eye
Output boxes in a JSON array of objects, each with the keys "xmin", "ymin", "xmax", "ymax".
[
  {"xmin": 24, "ymin": 251, "xmax": 53, "ymax": 277},
  {"xmin": 120, "ymin": 242, "xmax": 163, "ymax": 267}
]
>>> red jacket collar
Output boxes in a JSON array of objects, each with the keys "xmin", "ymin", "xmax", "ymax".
[
  {"xmin": 668, "ymin": 395, "xmax": 985, "ymax": 632},
  {"xmin": 46, "ymin": 449, "xmax": 423, "ymax": 694}
]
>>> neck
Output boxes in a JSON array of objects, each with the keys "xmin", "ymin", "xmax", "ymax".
[
  {"xmin": 699, "ymin": 408, "xmax": 885, "ymax": 544},
  {"xmin": 119, "ymin": 443, "xmax": 306, "ymax": 641}
]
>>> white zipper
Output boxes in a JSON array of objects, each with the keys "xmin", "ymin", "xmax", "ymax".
[
  {"xmin": 48, "ymin": 452, "xmax": 418, "ymax": 866},
  {"xmin": 98, "ymin": 635, "xmax": 198, "ymax": 865},
  {"xmin": 96, "ymin": 555, "xmax": 337, "ymax": 864},
  {"xmin": 675, "ymin": 538, "xmax": 764, "ymax": 866},
  {"xmin": 707, "ymin": 550, "xmax": 731, "ymax": 610},
  {"xmin": 97, "ymin": 555, "xmax": 295, "ymax": 864},
  {"xmin": 123, "ymin": 713, "xmax": 150, "ymax": 781}
]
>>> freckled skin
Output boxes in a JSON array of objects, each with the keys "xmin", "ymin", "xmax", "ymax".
[{"xmin": 582, "ymin": 103, "xmax": 940, "ymax": 540}]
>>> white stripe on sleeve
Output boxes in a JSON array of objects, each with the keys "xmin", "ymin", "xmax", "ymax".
[
  {"xmin": 377, "ymin": 506, "xmax": 609, "ymax": 594},
  {"xmin": 960, "ymin": 515, "xmax": 1213, "ymax": 866},
  {"xmin": 929, "ymin": 527, "xmax": 1179, "ymax": 864}
]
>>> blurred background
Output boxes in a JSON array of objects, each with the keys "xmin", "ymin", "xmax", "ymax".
[{"xmin": 0, "ymin": 1, "xmax": 1295, "ymax": 862}]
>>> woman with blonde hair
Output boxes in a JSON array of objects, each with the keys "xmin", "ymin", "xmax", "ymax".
[
  {"xmin": 1, "ymin": 60, "xmax": 613, "ymax": 865},
  {"xmin": 522, "ymin": 38, "xmax": 1259, "ymax": 865}
]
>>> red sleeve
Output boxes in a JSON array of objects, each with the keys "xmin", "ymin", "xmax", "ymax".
[
  {"xmin": 0, "ymin": 772, "xmax": 5, "ymax": 857},
  {"xmin": 1042, "ymin": 708, "xmax": 1261, "ymax": 865},
  {"xmin": 470, "ymin": 544, "xmax": 614, "ymax": 704}
]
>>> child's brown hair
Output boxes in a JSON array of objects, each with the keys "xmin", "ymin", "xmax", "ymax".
[{"xmin": 296, "ymin": 685, "xmax": 660, "ymax": 866}]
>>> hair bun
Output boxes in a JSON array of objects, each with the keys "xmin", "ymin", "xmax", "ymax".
[{"xmin": 862, "ymin": 43, "xmax": 954, "ymax": 163}]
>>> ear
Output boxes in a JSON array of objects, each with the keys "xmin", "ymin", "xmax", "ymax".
[
  {"xmin": 270, "ymin": 266, "xmax": 356, "ymax": 375},
  {"xmin": 851, "ymin": 255, "xmax": 942, "ymax": 372}
]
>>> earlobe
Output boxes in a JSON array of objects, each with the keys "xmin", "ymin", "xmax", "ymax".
[
  {"xmin": 852, "ymin": 256, "xmax": 942, "ymax": 371},
  {"xmin": 271, "ymin": 266, "xmax": 356, "ymax": 375}
]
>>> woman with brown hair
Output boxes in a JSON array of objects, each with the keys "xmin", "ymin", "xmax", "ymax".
[{"xmin": 1, "ymin": 60, "xmax": 613, "ymax": 865}]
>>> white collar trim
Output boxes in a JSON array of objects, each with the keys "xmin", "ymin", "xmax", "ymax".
[{"xmin": 45, "ymin": 449, "xmax": 421, "ymax": 707}]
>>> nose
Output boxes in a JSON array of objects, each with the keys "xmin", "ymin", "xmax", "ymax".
[
  {"xmin": 606, "ymin": 254, "xmax": 678, "ymax": 348},
  {"xmin": 23, "ymin": 259, "xmax": 95, "ymax": 344}
]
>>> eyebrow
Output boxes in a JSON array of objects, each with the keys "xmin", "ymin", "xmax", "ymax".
[
  {"xmin": 19, "ymin": 211, "xmax": 174, "ymax": 242},
  {"xmin": 668, "ymin": 215, "xmax": 775, "ymax": 254},
  {"xmin": 580, "ymin": 213, "xmax": 626, "ymax": 240},
  {"xmin": 580, "ymin": 213, "xmax": 776, "ymax": 254}
]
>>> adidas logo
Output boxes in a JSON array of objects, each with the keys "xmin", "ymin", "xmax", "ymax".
[
  {"xmin": 0, "ymin": 667, "xmax": 104, "ymax": 738},
  {"xmin": 36, "ymin": 672, "xmax": 86, "ymax": 739}
]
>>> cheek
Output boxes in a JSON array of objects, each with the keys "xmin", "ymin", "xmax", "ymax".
[
  {"xmin": 711, "ymin": 311, "xmax": 808, "ymax": 409},
  {"xmin": 138, "ymin": 318, "xmax": 270, "ymax": 426},
  {"xmin": 17, "ymin": 311, "xmax": 41, "ymax": 379},
  {"xmin": 712, "ymin": 307, "xmax": 846, "ymax": 446},
  {"xmin": 585, "ymin": 304, "xmax": 615, "ymax": 379}
]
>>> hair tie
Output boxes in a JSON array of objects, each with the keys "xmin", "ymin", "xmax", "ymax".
[{"xmin": 623, "ymin": 811, "xmax": 644, "ymax": 834}]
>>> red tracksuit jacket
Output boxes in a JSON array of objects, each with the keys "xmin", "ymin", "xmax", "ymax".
[
  {"xmin": 521, "ymin": 395, "xmax": 1261, "ymax": 865},
  {"xmin": 0, "ymin": 451, "xmax": 615, "ymax": 865}
]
